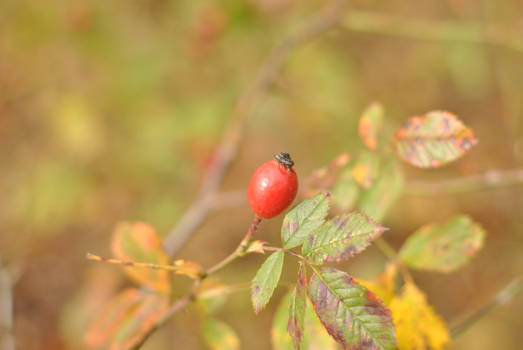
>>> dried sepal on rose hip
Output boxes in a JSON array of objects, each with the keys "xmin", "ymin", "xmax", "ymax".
[{"xmin": 248, "ymin": 152, "xmax": 298, "ymax": 219}]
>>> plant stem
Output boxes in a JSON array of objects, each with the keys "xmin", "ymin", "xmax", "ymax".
[
  {"xmin": 450, "ymin": 276, "xmax": 522, "ymax": 337},
  {"xmin": 373, "ymin": 237, "xmax": 414, "ymax": 284},
  {"xmin": 263, "ymin": 246, "xmax": 305, "ymax": 260}
]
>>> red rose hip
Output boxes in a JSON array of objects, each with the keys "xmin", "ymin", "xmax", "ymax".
[{"xmin": 248, "ymin": 152, "xmax": 298, "ymax": 219}]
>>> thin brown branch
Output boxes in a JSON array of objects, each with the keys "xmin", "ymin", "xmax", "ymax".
[
  {"xmin": 404, "ymin": 168, "xmax": 523, "ymax": 196},
  {"xmin": 451, "ymin": 276, "xmax": 522, "ymax": 337},
  {"xmin": 0, "ymin": 257, "xmax": 14, "ymax": 350},
  {"xmin": 163, "ymin": 0, "xmax": 350, "ymax": 256},
  {"xmin": 343, "ymin": 10, "xmax": 523, "ymax": 53}
]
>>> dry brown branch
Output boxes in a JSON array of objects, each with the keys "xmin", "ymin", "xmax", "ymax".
[
  {"xmin": 0, "ymin": 257, "xmax": 14, "ymax": 350},
  {"xmin": 404, "ymin": 168, "xmax": 523, "ymax": 196},
  {"xmin": 163, "ymin": 0, "xmax": 350, "ymax": 256}
]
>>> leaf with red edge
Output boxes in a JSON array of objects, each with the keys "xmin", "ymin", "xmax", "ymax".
[
  {"xmin": 359, "ymin": 102, "xmax": 384, "ymax": 150},
  {"xmin": 111, "ymin": 222, "xmax": 171, "ymax": 293},
  {"xmin": 309, "ymin": 267, "xmax": 396, "ymax": 350},
  {"xmin": 288, "ymin": 263, "xmax": 307, "ymax": 350},
  {"xmin": 85, "ymin": 288, "xmax": 169, "ymax": 350},
  {"xmin": 302, "ymin": 213, "xmax": 387, "ymax": 265},
  {"xmin": 393, "ymin": 111, "xmax": 478, "ymax": 168}
]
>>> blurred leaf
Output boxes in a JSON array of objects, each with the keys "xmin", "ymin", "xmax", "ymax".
[
  {"xmin": 390, "ymin": 283, "xmax": 450, "ymax": 350},
  {"xmin": 352, "ymin": 151, "xmax": 380, "ymax": 189},
  {"xmin": 309, "ymin": 267, "xmax": 396, "ymax": 350},
  {"xmin": 393, "ymin": 111, "xmax": 478, "ymax": 168},
  {"xmin": 110, "ymin": 292, "xmax": 169, "ymax": 350},
  {"xmin": 288, "ymin": 263, "xmax": 307, "ymax": 350},
  {"xmin": 111, "ymin": 222, "xmax": 171, "ymax": 293},
  {"xmin": 197, "ymin": 279, "xmax": 229, "ymax": 315},
  {"xmin": 85, "ymin": 288, "xmax": 142, "ymax": 348},
  {"xmin": 272, "ymin": 292, "xmax": 339, "ymax": 350},
  {"xmin": 330, "ymin": 167, "xmax": 359, "ymax": 213},
  {"xmin": 202, "ymin": 318, "xmax": 240, "ymax": 350},
  {"xmin": 358, "ymin": 102, "xmax": 384, "ymax": 150},
  {"xmin": 85, "ymin": 288, "xmax": 168, "ymax": 350},
  {"xmin": 399, "ymin": 215, "xmax": 486, "ymax": 273},
  {"xmin": 358, "ymin": 157, "xmax": 404, "ymax": 221},
  {"xmin": 282, "ymin": 193, "xmax": 330, "ymax": 249},
  {"xmin": 303, "ymin": 153, "xmax": 351, "ymax": 198},
  {"xmin": 251, "ymin": 251, "xmax": 285, "ymax": 314},
  {"xmin": 302, "ymin": 213, "xmax": 387, "ymax": 265}
]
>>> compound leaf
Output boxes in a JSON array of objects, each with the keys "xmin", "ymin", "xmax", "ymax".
[
  {"xmin": 309, "ymin": 267, "xmax": 396, "ymax": 350},
  {"xmin": 111, "ymin": 222, "xmax": 171, "ymax": 293},
  {"xmin": 393, "ymin": 111, "xmax": 478, "ymax": 168},
  {"xmin": 302, "ymin": 213, "xmax": 387, "ymax": 265},
  {"xmin": 202, "ymin": 318, "xmax": 240, "ymax": 350},
  {"xmin": 399, "ymin": 215, "xmax": 486, "ymax": 272},
  {"xmin": 251, "ymin": 251, "xmax": 285, "ymax": 314},
  {"xmin": 282, "ymin": 193, "xmax": 330, "ymax": 249}
]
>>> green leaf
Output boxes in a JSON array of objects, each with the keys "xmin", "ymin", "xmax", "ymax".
[
  {"xmin": 111, "ymin": 222, "xmax": 171, "ymax": 293},
  {"xmin": 358, "ymin": 102, "xmax": 384, "ymax": 151},
  {"xmin": 85, "ymin": 288, "xmax": 169, "ymax": 350},
  {"xmin": 358, "ymin": 158, "xmax": 403, "ymax": 221},
  {"xmin": 302, "ymin": 213, "xmax": 387, "ymax": 265},
  {"xmin": 399, "ymin": 215, "xmax": 486, "ymax": 272},
  {"xmin": 202, "ymin": 318, "xmax": 240, "ymax": 350},
  {"xmin": 288, "ymin": 263, "xmax": 307, "ymax": 350},
  {"xmin": 393, "ymin": 111, "xmax": 478, "ymax": 168},
  {"xmin": 352, "ymin": 151, "xmax": 380, "ymax": 189},
  {"xmin": 251, "ymin": 251, "xmax": 285, "ymax": 314},
  {"xmin": 272, "ymin": 292, "xmax": 339, "ymax": 350},
  {"xmin": 309, "ymin": 267, "xmax": 396, "ymax": 350},
  {"xmin": 282, "ymin": 193, "xmax": 330, "ymax": 249}
]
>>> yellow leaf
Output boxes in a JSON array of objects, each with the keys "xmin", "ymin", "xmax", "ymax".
[{"xmin": 390, "ymin": 283, "xmax": 450, "ymax": 350}]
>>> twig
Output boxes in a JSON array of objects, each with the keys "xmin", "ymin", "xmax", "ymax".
[
  {"xmin": 0, "ymin": 257, "xmax": 14, "ymax": 350},
  {"xmin": 404, "ymin": 168, "xmax": 523, "ymax": 196},
  {"xmin": 342, "ymin": 10, "xmax": 523, "ymax": 53},
  {"xmin": 451, "ymin": 276, "xmax": 522, "ymax": 337},
  {"xmin": 162, "ymin": 0, "xmax": 350, "ymax": 256}
]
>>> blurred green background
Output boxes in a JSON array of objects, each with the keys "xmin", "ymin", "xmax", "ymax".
[{"xmin": 0, "ymin": 0, "xmax": 522, "ymax": 349}]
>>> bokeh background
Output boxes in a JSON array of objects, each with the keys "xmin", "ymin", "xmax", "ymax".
[{"xmin": 1, "ymin": 0, "xmax": 522, "ymax": 349}]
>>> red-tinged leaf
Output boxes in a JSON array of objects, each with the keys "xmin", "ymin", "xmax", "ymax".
[
  {"xmin": 288, "ymin": 263, "xmax": 307, "ymax": 350},
  {"xmin": 111, "ymin": 222, "xmax": 171, "ymax": 293},
  {"xmin": 251, "ymin": 251, "xmax": 285, "ymax": 314},
  {"xmin": 85, "ymin": 288, "xmax": 142, "ymax": 347},
  {"xmin": 359, "ymin": 102, "xmax": 384, "ymax": 150},
  {"xmin": 110, "ymin": 292, "xmax": 169, "ymax": 350},
  {"xmin": 303, "ymin": 153, "xmax": 351, "ymax": 198},
  {"xmin": 352, "ymin": 151, "xmax": 380, "ymax": 189},
  {"xmin": 331, "ymin": 166, "xmax": 360, "ymax": 212},
  {"xmin": 399, "ymin": 215, "xmax": 486, "ymax": 272},
  {"xmin": 358, "ymin": 158, "xmax": 403, "ymax": 221},
  {"xmin": 393, "ymin": 111, "xmax": 478, "ymax": 168},
  {"xmin": 282, "ymin": 193, "xmax": 330, "ymax": 249},
  {"xmin": 309, "ymin": 267, "xmax": 396, "ymax": 350},
  {"xmin": 302, "ymin": 212, "xmax": 387, "ymax": 265}
]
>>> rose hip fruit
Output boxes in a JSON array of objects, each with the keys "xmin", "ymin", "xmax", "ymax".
[{"xmin": 248, "ymin": 152, "xmax": 298, "ymax": 219}]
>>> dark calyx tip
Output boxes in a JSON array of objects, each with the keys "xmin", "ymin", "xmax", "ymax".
[{"xmin": 274, "ymin": 152, "xmax": 294, "ymax": 168}]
